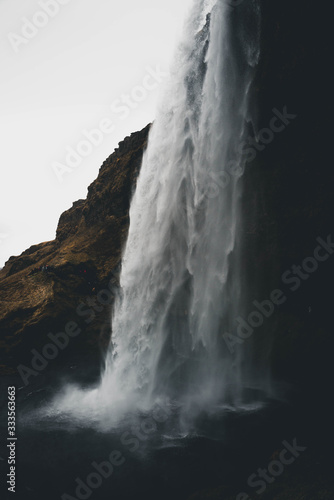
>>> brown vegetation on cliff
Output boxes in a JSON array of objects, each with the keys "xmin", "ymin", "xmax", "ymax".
[{"xmin": 0, "ymin": 124, "xmax": 150, "ymax": 372}]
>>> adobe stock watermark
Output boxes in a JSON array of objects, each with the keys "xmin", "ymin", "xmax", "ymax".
[
  {"xmin": 236, "ymin": 438, "xmax": 307, "ymax": 499},
  {"xmin": 61, "ymin": 404, "xmax": 171, "ymax": 500},
  {"xmin": 61, "ymin": 449, "xmax": 126, "ymax": 500},
  {"xmin": 205, "ymin": 106, "xmax": 297, "ymax": 199},
  {"xmin": 7, "ymin": 0, "xmax": 73, "ymax": 54},
  {"xmin": 52, "ymin": 65, "xmax": 167, "ymax": 183},
  {"xmin": 223, "ymin": 234, "xmax": 334, "ymax": 353},
  {"xmin": 17, "ymin": 270, "xmax": 120, "ymax": 386}
]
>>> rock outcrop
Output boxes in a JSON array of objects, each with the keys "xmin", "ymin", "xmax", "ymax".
[
  {"xmin": 242, "ymin": 0, "xmax": 333, "ymax": 405},
  {"xmin": 0, "ymin": 124, "xmax": 150, "ymax": 373}
]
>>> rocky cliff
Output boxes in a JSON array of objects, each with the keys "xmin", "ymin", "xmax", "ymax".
[
  {"xmin": 0, "ymin": 124, "xmax": 150, "ymax": 374},
  {"xmin": 243, "ymin": 0, "xmax": 333, "ymax": 404}
]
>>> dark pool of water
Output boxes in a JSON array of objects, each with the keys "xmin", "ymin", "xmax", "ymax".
[{"xmin": 0, "ymin": 364, "xmax": 303, "ymax": 500}]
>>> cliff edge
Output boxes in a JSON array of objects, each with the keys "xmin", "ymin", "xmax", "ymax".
[{"xmin": 0, "ymin": 124, "xmax": 151, "ymax": 373}]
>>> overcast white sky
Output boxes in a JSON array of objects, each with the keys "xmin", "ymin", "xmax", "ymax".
[{"xmin": 0, "ymin": 0, "xmax": 194, "ymax": 267}]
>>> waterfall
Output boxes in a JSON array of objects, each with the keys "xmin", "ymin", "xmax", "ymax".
[
  {"xmin": 100, "ymin": 0, "xmax": 262, "ymax": 412},
  {"xmin": 51, "ymin": 0, "xmax": 265, "ymax": 428}
]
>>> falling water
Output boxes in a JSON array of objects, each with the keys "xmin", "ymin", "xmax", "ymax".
[
  {"xmin": 99, "ymin": 0, "xmax": 262, "ymax": 413},
  {"xmin": 50, "ymin": 0, "xmax": 265, "ymax": 428}
]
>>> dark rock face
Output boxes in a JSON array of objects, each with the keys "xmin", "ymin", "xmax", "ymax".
[
  {"xmin": 0, "ymin": 124, "xmax": 150, "ymax": 372},
  {"xmin": 242, "ymin": 0, "xmax": 333, "ymax": 405}
]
